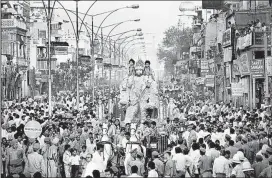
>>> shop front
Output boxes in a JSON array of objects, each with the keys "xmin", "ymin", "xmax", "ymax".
[
  {"xmin": 251, "ymin": 58, "xmax": 265, "ymax": 109},
  {"xmin": 235, "ymin": 51, "xmax": 251, "ymax": 109}
]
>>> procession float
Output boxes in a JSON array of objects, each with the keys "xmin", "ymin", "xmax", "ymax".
[{"xmin": 119, "ymin": 59, "xmax": 160, "ymax": 124}]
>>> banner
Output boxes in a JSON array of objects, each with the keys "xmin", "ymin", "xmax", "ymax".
[
  {"xmin": 195, "ymin": 77, "xmax": 205, "ymax": 85},
  {"xmin": 231, "ymin": 82, "xmax": 243, "ymax": 96},
  {"xmin": 205, "ymin": 75, "xmax": 214, "ymax": 87},
  {"xmin": 251, "ymin": 58, "xmax": 264, "ymax": 77},
  {"xmin": 224, "ymin": 47, "xmax": 233, "ymax": 62},
  {"xmin": 201, "ymin": 60, "xmax": 209, "ymax": 74},
  {"xmin": 266, "ymin": 56, "xmax": 272, "ymax": 76},
  {"xmin": 238, "ymin": 52, "xmax": 250, "ymax": 76},
  {"xmin": 222, "ymin": 28, "xmax": 232, "ymax": 48},
  {"xmin": 236, "ymin": 33, "xmax": 252, "ymax": 51},
  {"xmin": 53, "ymin": 46, "xmax": 68, "ymax": 55}
]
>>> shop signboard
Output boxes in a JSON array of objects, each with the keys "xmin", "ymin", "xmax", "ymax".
[
  {"xmin": 195, "ymin": 77, "xmax": 205, "ymax": 85},
  {"xmin": 205, "ymin": 75, "xmax": 214, "ymax": 87},
  {"xmin": 238, "ymin": 52, "xmax": 250, "ymax": 76},
  {"xmin": 266, "ymin": 56, "xmax": 272, "ymax": 76},
  {"xmin": 251, "ymin": 58, "xmax": 264, "ymax": 77},
  {"xmin": 222, "ymin": 28, "xmax": 232, "ymax": 48},
  {"xmin": 231, "ymin": 82, "xmax": 243, "ymax": 96},
  {"xmin": 201, "ymin": 60, "xmax": 209, "ymax": 74},
  {"xmin": 52, "ymin": 46, "xmax": 68, "ymax": 55},
  {"xmin": 223, "ymin": 47, "xmax": 233, "ymax": 62},
  {"xmin": 79, "ymin": 55, "xmax": 91, "ymax": 65}
]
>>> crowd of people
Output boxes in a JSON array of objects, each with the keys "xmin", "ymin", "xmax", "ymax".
[{"xmin": 1, "ymin": 90, "xmax": 272, "ymax": 178}]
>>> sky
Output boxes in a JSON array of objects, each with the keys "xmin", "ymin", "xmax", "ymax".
[{"xmin": 52, "ymin": 1, "xmax": 198, "ymax": 69}]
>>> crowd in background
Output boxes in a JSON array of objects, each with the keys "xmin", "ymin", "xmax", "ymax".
[{"xmin": 1, "ymin": 90, "xmax": 272, "ymax": 178}]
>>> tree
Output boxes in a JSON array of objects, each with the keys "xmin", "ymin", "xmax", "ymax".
[{"xmin": 157, "ymin": 26, "xmax": 193, "ymax": 75}]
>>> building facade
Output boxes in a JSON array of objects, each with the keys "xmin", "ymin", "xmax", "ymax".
[
  {"xmin": 1, "ymin": 0, "xmax": 30, "ymax": 100},
  {"xmin": 184, "ymin": 0, "xmax": 272, "ymax": 109}
]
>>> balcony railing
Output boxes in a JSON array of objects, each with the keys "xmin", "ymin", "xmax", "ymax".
[
  {"xmin": 2, "ymin": 19, "xmax": 26, "ymax": 30},
  {"xmin": 236, "ymin": 31, "xmax": 271, "ymax": 50}
]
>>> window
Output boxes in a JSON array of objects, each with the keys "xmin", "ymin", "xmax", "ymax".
[
  {"xmin": 51, "ymin": 23, "xmax": 61, "ymax": 30},
  {"xmin": 38, "ymin": 30, "xmax": 46, "ymax": 39}
]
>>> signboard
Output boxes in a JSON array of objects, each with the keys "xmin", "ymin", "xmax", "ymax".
[
  {"xmin": 205, "ymin": 75, "xmax": 214, "ymax": 87},
  {"xmin": 231, "ymin": 82, "xmax": 243, "ymax": 96},
  {"xmin": 201, "ymin": 60, "xmax": 209, "ymax": 69},
  {"xmin": 24, "ymin": 121, "xmax": 42, "ymax": 138},
  {"xmin": 223, "ymin": 47, "xmax": 233, "ymax": 62},
  {"xmin": 80, "ymin": 55, "xmax": 91, "ymax": 65},
  {"xmin": 251, "ymin": 58, "xmax": 264, "ymax": 77},
  {"xmin": 236, "ymin": 33, "xmax": 252, "ymax": 51},
  {"xmin": 195, "ymin": 77, "xmax": 205, "ymax": 85},
  {"xmin": 95, "ymin": 58, "xmax": 103, "ymax": 63},
  {"xmin": 238, "ymin": 52, "xmax": 250, "ymax": 76},
  {"xmin": 222, "ymin": 28, "xmax": 232, "ymax": 48},
  {"xmin": 266, "ymin": 56, "xmax": 272, "ymax": 76},
  {"xmin": 53, "ymin": 46, "xmax": 68, "ymax": 55}
]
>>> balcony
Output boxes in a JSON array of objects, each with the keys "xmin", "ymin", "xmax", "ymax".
[
  {"xmin": 236, "ymin": 31, "xmax": 271, "ymax": 51},
  {"xmin": 35, "ymin": 38, "xmax": 47, "ymax": 47},
  {"xmin": 2, "ymin": 18, "xmax": 27, "ymax": 31}
]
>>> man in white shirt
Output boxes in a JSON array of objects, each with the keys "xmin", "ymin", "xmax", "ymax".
[
  {"xmin": 92, "ymin": 143, "xmax": 107, "ymax": 172},
  {"xmin": 148, "ymin": 161, "xmax": 158, "ymax": 178},
  {"xmin": 86, "ymin": 133, "xmax": 96, "ymax": 154},
  {"xmin": 213, "ymin": 150, "xmax": 231, "ymax": 177},
  {"xmin": 128, "ymin": 165, "xmax": 142, "ymax": 177},
  {"xmin": 172, "ymin": 147, "xmax": 191, "ymax": 177},
  {"xmin": 122, "ymin": 132, "xmax": 130, "ymax": 149}
]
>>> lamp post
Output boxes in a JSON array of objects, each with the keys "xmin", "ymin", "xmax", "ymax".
[
  {"xmin": 90, "ymin": 5, "xmax": 139, "ymax": 103},
  {"xmin": 123, "ymin": 42, "xmax": 145, "ymax": 57},
  {"xmin": 75, "ymin": 0, "xmax": 80, "ymax": 110},
  {"xmin": 47, "ymin": 0, "xmax": 52, "ymax": 116},
  {"xmin": 61, "ymin": 4, "xmax": 139, "ymax": 104},
  {"xmin": 115, "ymin": 33, "xmax": 143, "ymax": 67},
  {"xmin": 105, "ymin": 19, "xmax": 140, "ymax": 42}
]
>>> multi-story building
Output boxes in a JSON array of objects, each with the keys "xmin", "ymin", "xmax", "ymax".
[
  {"xmin": 1, "ymin": 0, "xmax": 30, "ymax": 100},
  {"xmin": 29, "ymin": 1, "xmax": 69, "ymax": 95},
  {"xmin": 225, "ymin": 0, "xmax": 272, "ymax": 108},
  {"xmin": 187, "ymin": 0, "xmax": 272, "ymax": 108}
]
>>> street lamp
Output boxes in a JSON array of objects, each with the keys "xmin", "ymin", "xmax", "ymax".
[
  {"xmin": 104, "ymin": 19, "xmax": 140, "ymax": 42},
  {"xmin": 91, "ymin": 5, "xmax": 139, "ymax": 104},
  {"xmin": 121, "ymin": 41, "xmax": 145, "ymax": 63},
  {"xmin": 120, "ymin": 37, "xmax": 144, "ymax": 47},
  {"xmin": 58, "ymin": 4, "xmax": 139, "ymax": 104},
  {"xmin": 94, "ymin": 4, "xmax": 139, "ymax": 37},
  {"xmin": 117, "ymin": 32, "xmax": 143, "ymax": 43}
]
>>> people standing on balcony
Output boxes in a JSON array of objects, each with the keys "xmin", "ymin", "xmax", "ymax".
[{"xmin": 261, "ymin": 23, "xmax": 267, "ymax": 32}]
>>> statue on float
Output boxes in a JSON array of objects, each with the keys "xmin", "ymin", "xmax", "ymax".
[{"xmin": 119, "ymin": 58, "xmax": 159, "ymax": 124}]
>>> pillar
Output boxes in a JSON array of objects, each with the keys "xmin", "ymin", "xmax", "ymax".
[
  {"xmin": 249, "ymin": 75, "xmax": 252, "ymax": 110},
  {"xmin": 252, "ymin": 77, "xmax": 256, "ymax": 109}
]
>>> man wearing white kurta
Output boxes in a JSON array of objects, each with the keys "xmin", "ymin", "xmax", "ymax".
[{"xmin": 91, "ymin": 144, "xmax": 107, "ymax": 173}]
